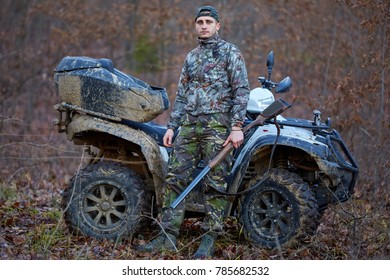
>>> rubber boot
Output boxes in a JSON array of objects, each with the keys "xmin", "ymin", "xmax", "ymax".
[
  {"xmin": 193, "ymin": 232, "xmax": 217, "ymax": 259},
  {"xmin": 136, "ymin": 232, "xmax": 177, "ymax": 252}
]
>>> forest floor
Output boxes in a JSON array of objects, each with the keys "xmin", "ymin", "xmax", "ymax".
[{"xmin": 1, "ymin": 172, "xmax": 389, "ymax": 260}]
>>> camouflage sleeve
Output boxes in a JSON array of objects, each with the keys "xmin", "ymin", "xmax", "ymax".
[
  {"xmin": 227, "ymin": 48, "xmax": 250, "ymax": 128},
  {"xmin": 167, "ymin": 59, "xmax": 189, "ymax": 130}
]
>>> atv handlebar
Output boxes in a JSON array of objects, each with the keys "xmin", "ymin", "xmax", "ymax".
[{"xmin": 258, "ymin": 77, "xmax": 278, "ymax": 90}]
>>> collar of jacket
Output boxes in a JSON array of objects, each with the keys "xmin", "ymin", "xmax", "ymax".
[{"xmin": 197, "ymin": 33, "xmax": 220, "ymax": 49}]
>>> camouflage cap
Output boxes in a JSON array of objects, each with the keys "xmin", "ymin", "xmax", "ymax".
[{"xmin": 195, "ymin": 6, "xmax": 219, "ymax": 22}]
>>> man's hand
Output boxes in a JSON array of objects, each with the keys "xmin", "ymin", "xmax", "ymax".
[
  {"xmin": 223, "ymin": 127, "xmax": 244, "ymax": 149},
  {"xmin": 163, "ymin": 128, "xmax": 175, "ymax": 147}
]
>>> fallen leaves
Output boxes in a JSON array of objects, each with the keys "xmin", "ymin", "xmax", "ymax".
[{"xmin": 0, "ymin": 173, "xmax": 390, "ymax": 260}]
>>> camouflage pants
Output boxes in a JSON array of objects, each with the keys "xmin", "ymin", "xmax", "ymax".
[{"xmin": 160, "ymin": 113, "xmax": 233, "ymax": 236}]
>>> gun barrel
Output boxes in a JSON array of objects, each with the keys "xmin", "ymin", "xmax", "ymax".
[{"xmin": 170, "ymin": 166, "xmax": 210, "ymax": 209}]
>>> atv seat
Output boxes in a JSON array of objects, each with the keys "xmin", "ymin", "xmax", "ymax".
[{"xmin": 121, "ymin": 119, "xmax": 179, "ymax": 146}]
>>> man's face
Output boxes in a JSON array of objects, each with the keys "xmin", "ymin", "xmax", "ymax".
[{"xmin": 195, "ymin": 16, "xmax": 220, "ymax": 39}]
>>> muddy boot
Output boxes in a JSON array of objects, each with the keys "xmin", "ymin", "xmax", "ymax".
[
  {"xmin": 193, "ymin": 232, "xmax": 217, "ymax": 259},
  {"xmin": 136, "ymin": 232, "xmax": 177, "ymax": 252}
]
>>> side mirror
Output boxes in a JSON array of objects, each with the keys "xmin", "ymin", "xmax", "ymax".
[
  {"xmin": 275, "ymin": 76, "xmax": 292, "ymax": 93},
  {"xmin": 267, "ymin": 51, "xmax": 274, "ymax": 68},
  {"xmin": 266, "ymin": 51, "xmax": 274, "ymax": 78}
]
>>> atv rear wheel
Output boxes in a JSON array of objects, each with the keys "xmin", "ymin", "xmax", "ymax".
[
  {"xmin": 61, "ymin": 161, "xmax": 151, "ymax": 240},
  {"xmin": 239, "ymin": 168, "xmax": 319, "ymax": 248}
]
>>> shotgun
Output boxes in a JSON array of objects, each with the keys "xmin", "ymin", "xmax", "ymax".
[{"xmin": 170, "ymin": 98, "xmax": 291, "ymax": 209}]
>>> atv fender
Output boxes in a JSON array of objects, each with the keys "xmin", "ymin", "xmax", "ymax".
[
  {"xmin": 228, "ymin": 134, "xmax": 355, "ymax": 203},
  {"xmin": 66, "ymin": 114, "xmax": 167, "ymax": 205}
]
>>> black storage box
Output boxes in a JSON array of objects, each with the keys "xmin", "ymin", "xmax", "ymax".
[{"xmin": 54, "ymin": 56, "xmax": 169, "ymax": 122}]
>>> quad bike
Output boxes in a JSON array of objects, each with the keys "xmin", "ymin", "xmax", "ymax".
[{"xmin": 53, "ymin": 52, "xmax": 358, "ymax": 248}]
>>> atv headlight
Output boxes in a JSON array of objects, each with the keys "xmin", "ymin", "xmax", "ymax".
[{"xmin": 247, "ymin": 87, "xmax": 275, "ymax": 113}]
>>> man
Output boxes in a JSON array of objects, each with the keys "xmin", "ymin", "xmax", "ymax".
[{"xmin": 138, "ymin": 5, "xmax": 250, "ymax": 258}]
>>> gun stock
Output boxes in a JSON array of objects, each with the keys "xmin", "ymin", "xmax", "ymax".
[{"xmin": 208, "ymin": 113, "xmax": 268, "ymax": 168}]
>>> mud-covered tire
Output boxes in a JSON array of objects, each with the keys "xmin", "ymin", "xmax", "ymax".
[
  {"xmin": 239, "ymin": 168, "xmax": 319, "ymax": 248},
  {"xmin": 61, "ymin": 161, "xmax": 151, "ymax": 240}
]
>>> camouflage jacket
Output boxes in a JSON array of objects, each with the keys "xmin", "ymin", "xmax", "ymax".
[{"xmin": 167, "ymin": 34, "xmax": 250, "ymax": 130}]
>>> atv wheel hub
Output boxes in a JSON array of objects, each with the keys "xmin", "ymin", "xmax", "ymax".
[{"xmin": 101, "ymin": 201, "xmax": 111, "ymax": 211}]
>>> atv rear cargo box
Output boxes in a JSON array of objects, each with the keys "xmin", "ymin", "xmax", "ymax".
[{"xmin": 54, "ymin": 56, "xmax": 169, "ymax": 123}]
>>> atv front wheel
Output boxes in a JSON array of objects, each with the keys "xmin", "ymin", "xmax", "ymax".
[
  {"xmin": 61, "ymin": 161, "xmax": 151, "ymax": 240},
  {"xmin": 239, "ymin": 168, "xmax": 319, "ymax": 248}
]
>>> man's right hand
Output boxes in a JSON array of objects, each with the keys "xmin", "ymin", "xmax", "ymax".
[{"xmin": 163, "ymin": 128, "xmax": 175, "ymax": 147}]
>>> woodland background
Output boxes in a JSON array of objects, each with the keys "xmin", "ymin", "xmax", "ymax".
[{"xmin": 0, "ymin": 0, "xmax": 389, "ymax": 260}]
